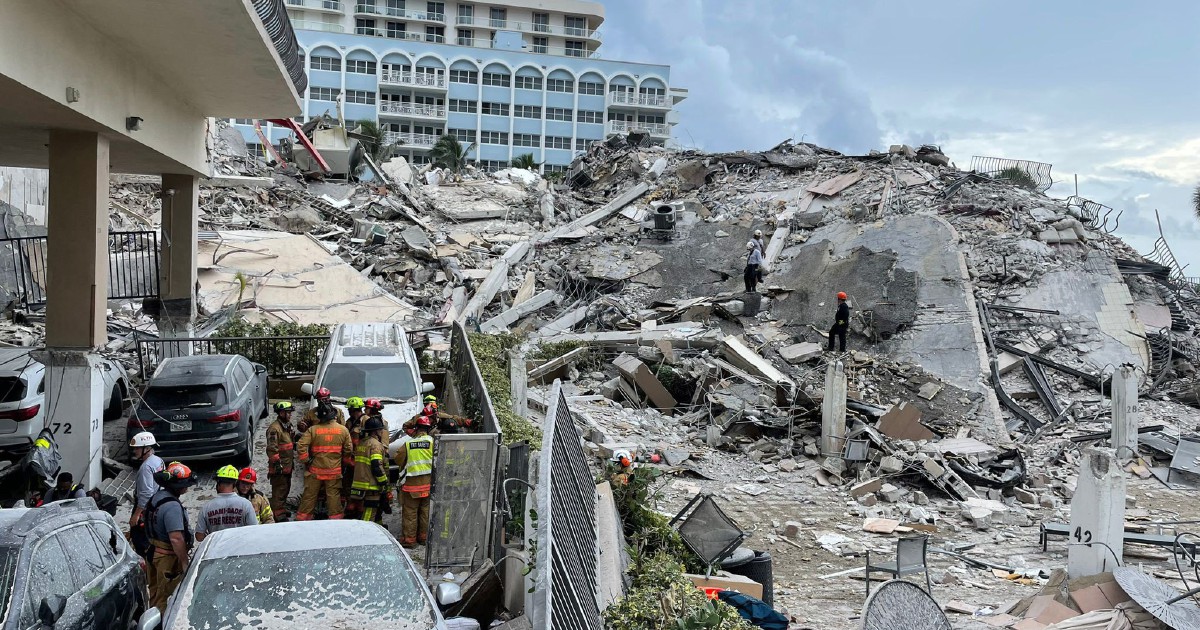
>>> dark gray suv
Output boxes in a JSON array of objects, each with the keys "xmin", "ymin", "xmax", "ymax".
[
  {"xmin": 127, "ymin": 355, "xmax": 268, "ymax": 467},
  {"xmin": 0, "ymin": 498, "xmax": 147, "ymax": 629}
]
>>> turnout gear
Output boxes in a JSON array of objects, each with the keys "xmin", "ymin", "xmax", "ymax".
[
  {"xmin": 296, "ymin": 410, "xmax": 353, "ymax": 520},
  {"xmin": 395, "ymin": 429, "xmax": 434, "ymax": 546},
  {"xmin": 145, "ymin": 465, "xmax": 194, "ymax": 613},
  {"xmin": 299, "ymin": 399, "xmax": 345, "ymax": 433},
  {"xmin": 265, "ymin": 411, "xmax": 298, "ymax": 518},
  {"xmin": 350, "ymin": 428, "xmax": 390, "ymax": 523},
  {"xmin": 236, "ymin": 467, "xmax": 273, "ymax": 523},
  {"xmin": 828, "ymin": 293, "xmax": 850, "ymax": 352}
]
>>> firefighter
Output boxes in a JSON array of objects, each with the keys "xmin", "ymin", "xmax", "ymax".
[
  {"xmin": 265, "ymin": 401, "xmax": 298, "ymax": 520},
  {"xmin": 342, "ymin": 396, "xmax": 367, "ymax": 517},
  {"xmin": 195, "ymin": 465, "xmax": 257, "ymax": 542},
  {"xmin": 296, "ymin": 405, "xmax": 353, "ymax": 520},
  {"xmin": 129, "ymin": 431, "xmax": 164, "ymax": 556},
  {"xmin": 146, "ymin": 462, "xmax": 196, "ymax": 613},
  {"xmin": 298, "ymin": 387, "xmax": 345, "ymax": 432},
  {"xmin": 421, "ymin": 395, "xmax": 437, "ymax": 418},
  {"xmin": 394, "ymin": 414, "xmax": 434, "ymax": 548},
  {"xmin": 237, "ymin": 467, "xmax": 274, "ymax": 524},
  {"xmin": 345, "ymin": 396, "xmax": 367, "ymax": 448},
  {"xmin": 350, "ymin": 416, "xmax": 392, "ymax": 524}
]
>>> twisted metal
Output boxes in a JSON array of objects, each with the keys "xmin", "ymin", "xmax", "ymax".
[{"xmin": 969, "ymin": 156, "xmax": 1054, "ymax": 193}]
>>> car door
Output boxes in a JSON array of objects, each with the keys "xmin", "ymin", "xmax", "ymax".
[
  {"xmin": 55, "ymin": 524, "xmax": 119, "ymax": 630},
  {"xmin": 19, "ymin": 532, "xmax": 89, "ymax": 630},
  {"xmin": 232, "ymin": 360, "xmax": 253, "ymax": 426}
]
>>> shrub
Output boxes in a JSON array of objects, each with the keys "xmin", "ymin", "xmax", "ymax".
[{"xmin": 995, "ymin": 166, "xmax": 1038, "ymax": 191}]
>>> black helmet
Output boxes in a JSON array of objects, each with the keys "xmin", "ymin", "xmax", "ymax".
[{"xmin": 363, "ymin": 416, "xmax": 386, "ymax": 433}]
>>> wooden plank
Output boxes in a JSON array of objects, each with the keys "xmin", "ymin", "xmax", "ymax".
[
  {"xmin": 721, "ymin": 336, "xmax": 795, "ymax": 386},
  {"xmin": 480, "ymin": 290, "xmax": 558, "ymax": 332},
  {"xmin": 807, "ymin": 170, "xmax": 864, "ymax": 197},
  {"xmin": 876, "ymin": 179, "xmax": 894, "ymax": 216},
  {"xmin": 509, "ymin": 348, "xmax": 527, "ymax": 418},
  {"xmin": 512, "ymin": 271, "xmax": 537, "ymax": 307}
]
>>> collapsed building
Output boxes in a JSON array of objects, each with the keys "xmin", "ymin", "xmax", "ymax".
[{"xmin": 1, "ymin": 121, "xmax": 1199, "ymax": 629}]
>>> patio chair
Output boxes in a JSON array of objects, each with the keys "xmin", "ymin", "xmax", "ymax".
[{"xmin": 864, "ymin": 534, "xmax": 931, "ymax": 598}]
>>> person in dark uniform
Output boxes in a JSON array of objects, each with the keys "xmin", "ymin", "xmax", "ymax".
[{"xmin": 828, "ymin": 291, "xmax": 850, "ymax": 352}]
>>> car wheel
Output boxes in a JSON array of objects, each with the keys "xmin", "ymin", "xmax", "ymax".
[
  {"xmin": 104, "ymin": 384, "xmax": 123, "ymax": 422},
  {"xmin": 233, "ymin": 443, "xmax": 252, "ymax": 468}
]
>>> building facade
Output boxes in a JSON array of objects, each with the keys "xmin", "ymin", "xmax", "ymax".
[{"xmin": 235, "ymin": 0, "xmax": 686, "ymax": 172}]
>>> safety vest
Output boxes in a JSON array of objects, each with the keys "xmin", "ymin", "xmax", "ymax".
[{"xmin": 404, "ymin": 437, "xmax": 433, "ymax": 478}]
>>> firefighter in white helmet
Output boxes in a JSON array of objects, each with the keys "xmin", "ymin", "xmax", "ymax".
[{"xmin": 128, "ymin": 432, "xmax": 164, "ymax": 557}]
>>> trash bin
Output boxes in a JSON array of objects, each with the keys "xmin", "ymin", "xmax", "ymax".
[
  {"xmin": 725, "ymin": 550, "xmax": 774, "ymax": 608},
  {"xmin": 719, "ymin": 546, "xmax": 755, "ymax": 569},
  {"xmin": 653, "ymin": 204, "xmax": 676, "ymax": 231}
]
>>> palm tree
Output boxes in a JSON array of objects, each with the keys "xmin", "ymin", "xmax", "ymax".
[
  {"xmin": 1193, "ymin": 183, "xmax": 1200, "ymax": 220},
  {"xmin": 430, "ymin": 135, "xmax": 475, "ymax": 177},
  {"xmin": 352, "ymin": 119, "xmax": 397, "ymax": 177},
  {"xmin": 510, "ymin": 153, "xmax": 539, "ymax": 171}
]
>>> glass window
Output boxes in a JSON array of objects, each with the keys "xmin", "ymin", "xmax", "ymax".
[
  {"xmin": 533, "ymin": 12, "xmax": 549, "ymax": 32},
  {"xmin": 0, "ymin": 547, "xmax": 16, "ymax": 625},
  {"xmin": 355, "ymin": 18, "xmax": 377, "ymax": 35},
  {"xmin": 448, "ymin": 99, "xmax": 477, "ymax": 113},
  {"xmin": 449, "ymin": 69, "xmax": 477, "ymax": 83},
  {"xmin": 482, "ymin": 72, "xmax": 510, "ymax": 87},
  {"xmin": 578, "ymin": 81, "xmax": 603, "ymax": 95},
  {"xmin": 565, "ymin": 40, "xmax": 585, "ymax": 57},
  {"xmin": 89, "ymin": 521, "xmax": 123, "ymax": 562},
  {"xmin": 514, "ymin": 105, "xmax": 541, "ymax": 118},
  {"xmin": 22, "ymin": 536, "xmax": 74, "ymax": 627},
  {"xmin": 346, "ymin": 59, "xmax": 377, "ymax": 74},
  {"xmin": 426, "ymin": 1, "xmax": 444, "ymax": 18},
  {"xmin": 545, "ymin": 107, "xmax": 571, "ymax": 121},
  {"xmin": 319, "ymin": 363, "xmax": 417, "ymax": 400},
  {"xmin": 480, "ymin": 131, "xmax": 508, "ymax": 145},
  {"xmin": 142, "ymin": 385, "xmax": 227, "ymax": 410},
  {"xmin": 515, "ymin": 76, "xmax": 542, "ymax": 90},
  {"xmin": 449, "ymin": 128, "xmax": 476, "ymax": 143},
  {"xmin": 576, "ymin": 138, "xmax": 593, "ymax": 151},
  {"xmin": 564, "ymin": 16, "xmax": 587, "ymax": 36},
  {"xmin": 513, "ymin": 134, "xmax": 540, "ymax": 147},
  {"xmin": 481, "ymin": 102, "xmax": 509, "ymax": 116},
  {"xmin": 345, "ymin": 90, "xmax": 377, "ymax": 105},
  {"xmin": 179, "ymin": 546, "xmax": 436, "ymax": 628},
  {"xmin": 545, "ymin": 136, "xmax": 571, "ymax": 150},
  {"xmin": 58, "ymin": 526, "xmax": 110, "ymax": 588},
  {"xmin": 457, "ymin": 3, "xmax": 472, "ymax": 20},
  {"xmin": 310, "ymin": 87, "xmax": 341, "ymax": 101},
  {"xmin": 425, "ymin": 25, "xmax": 444, "ymax": 42},
  {"xmin": 456, "ymin": 28, "xmax": 472, "ymax": 45},
  {"xmin": 386, "ymin": 0, "xmax": 405, "ymax": 15},
  {"xmin": 546, "ymin": 78, "xmax": 572, "ymax": 92},
  {"xmin": 310, "ymin": 56, "xmax": 341, "ymax": 72},
  {"xmin": 386, "ymin": 21, "xmax": 406, "ymax": 38},
  {"xmin": 576, "ymin": 110, "xmax": 602, "ymax": 124},
  {"xmin": 0, "ymin": 378, "xmax": 25, "ymax": 403},
  {"xmin": 489, "ymin": 6, "xmax": 506, "ymax": 27},
  {"xmin": 532, "ymin": 37, "xmax": 547, "ymax": 54}
]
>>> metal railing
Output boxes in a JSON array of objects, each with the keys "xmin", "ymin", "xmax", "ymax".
[
  {"xmin": 378, "ymin": 101, "xmax": 446, "ymax": 118},
  {"xmin": 530, "ymin": 381, "xmax": 602, "ymax": 630},
  {"xmin": 607, "ymin": 120, "xmax": 668, "ymax": 136},
  {"xmin": 1065, "ymin": 195, "xmax": 1121, "ymax": 233},
  {"xmin": 453, "ymin": 15, "xmax": 601, "ymax": 39},
  {"xmin": 253, "ymin": 0, "xmax": 309, "ymax": 94},
  {"xmin": 448, "ymin": 322, "xmax": 500, "ymax": 435},
  {"xmin": 136, "ymin": 335, "xmax": 331, "ymax": 378},
  {"xmin": 285, "ymin": 0, "xmax": 342, "ymax": 10},
  {"xmin": 384, "ymin": 131, "xmax": 440, "ymax": 148},
  {"xmin": 354, "ymin": 4, "xmax": 444, "ymax": 21},
  {"xmin": 424, "ymin": 433, "xmax": 500, "ymax": 575},
  {"xmin": 969, "ymin": 155, "xmax": 1054, "ymax": 193},
  {"xmin": 288, "ymin": 18, "xmax": 345, "ymax": 32},
  {"xmin": 608, "ymin": 91, "xmax": 669, "ymax": 108},
  {"xmin": 0, "ymin": 231, "xmax": 160, "ymax": 309},
  {"xmin": 380, "ymin": 70, "xmax": 447, "ymax": 88}
]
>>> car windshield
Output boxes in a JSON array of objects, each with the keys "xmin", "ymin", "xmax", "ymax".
[
  {"xmin": 320, "ymin": 363, "xmax": 417, "ymax": 401},
  {"xmin": 0, "ymin": 378, "xmax": 24, "ymax": 404},
  {"xmin": 178, "ymin": 545, "xmax": 435, "ymax": 629},
  {"xmin": 143, "ymin": 385, "xmax": 227, "ymax": 409},
  {"xmin": 0, "ymin": 546, "xmax": 17, "ymax": 624}
]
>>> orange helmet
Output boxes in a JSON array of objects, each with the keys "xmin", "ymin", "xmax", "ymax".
[
  {"xmin": 837, "ymin": 291, "xmax": 847, "ymax": 300},
  {"xmin": 156, "ymin": 461, "xmax": 197, "ymax": 489},
  {"xmin": 238, "ymin": 467, "xmax": 257, "ymax": 483}
]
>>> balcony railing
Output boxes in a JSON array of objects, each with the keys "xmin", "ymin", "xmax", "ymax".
[
  {"xmin": 378, "ymin": 101, "xmax": 447, "ymax": 118},
  {"xmin": 289, "ymin": 18, "xmax": 346, "ymax": 32},
  {"xmin": 608, "ymin": 91, "xmax": 670, "ymax": 108},
  {"xmin": 453, "ymin": 15, "xmax": 601, "ymax": 39},
  {"xmin": 353, "ymin": 4, "xmax": 444, "ymax": 21},
  {"xmin": 380, "ymin": 70, "xmax": 447, "ymax": 89},
  {"xmin": 286, "ymin": 0, "xmax": 343, "ymax": 11},
  {"xmin": 445, "ymin": 36, "xmax": 597, "ymax": 59},
  {"xmin": 608, "ymin": 120, "xmax": 669, "ymax": 137},
  {"xmin": 385, "ymin": 131, "xmax": 440, "ymax": 148}
]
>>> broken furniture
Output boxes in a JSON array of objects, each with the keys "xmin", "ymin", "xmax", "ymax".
[
  {"xmin": 1039, "ymin": 522, "xmax": 1200, "ymax": 554},
  {"xmin": 864, "ymin": 535, "xmax": 932, "ymax": 598},
  {"xmin": 670, "ymin": 494, "xmax": 747, "ymax": 573},
  {"xmin": 860, "ymin": 579, "xmax": 952, "ymax": 630},
  {"xmin": 1113, "ymin": 566, "xmax": 1200, "ymax": 629}
]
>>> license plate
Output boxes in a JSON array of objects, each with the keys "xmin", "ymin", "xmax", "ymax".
[{"xmin": 170, "ymin": 420, "xmax": 191, "ymax": 432}]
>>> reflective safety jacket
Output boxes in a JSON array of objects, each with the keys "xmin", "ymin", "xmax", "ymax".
[
  {"xmin": 247, "ymin": 491, "xmax": 274, "ymax": 524},
  {"xmin": 351, "ymin": 435, "xmax": 389, "ymax": 494},
  {"xmin": 297, "ymin": 420, "xmax": 353, "ymax": 480},
  {"xmin": 265, "ymin": 419, "xmax": 297, "ymax": 472},
  {"xmin": 394, "ymin": 431, "xmax": 434, "ymax": 496}
]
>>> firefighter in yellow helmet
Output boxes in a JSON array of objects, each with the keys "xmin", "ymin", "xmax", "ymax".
[
  {"xmin": 350, "ymin": 416, "xmax": 392, "ymax": 524},
  {"xmin": 394, "ymin": 414, "xmax": 434, "ymax": 547},
  {"xmin": 265, "ymin": 401, "xmax": 298, "ymax": 520},
  {"xmin": 342, "ymin": 396, "xmax": 368, "ymax": 518}
]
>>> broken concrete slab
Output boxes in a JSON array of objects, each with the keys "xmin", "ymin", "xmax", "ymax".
[
  {"xmin": 612, "ymin": 353, "xmax": 677, "ymax": 412},
  {"xmin": 479, "ymin": 290, "xmax": 558, "ymax": 333},
  {"xmin": 722, "ymin": 336, "xmax": 795, "ymax": 387},
  {"xmin": 877, "ymin": 401, "xmax": 936, "ymax": 441},
  {"xmin": 779, "ymin": 342, "xmax": 823, "ymax": 364}
]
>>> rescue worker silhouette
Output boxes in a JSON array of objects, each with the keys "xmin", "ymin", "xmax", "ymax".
[
  {"xmin": 265, "ymin": 401, "xmax": 298, "ymax": 520},
  {"xmin": 350, "ymin": 416, "xmax": 392, "ymax": 524},
  {"xmin": 296, "ymin": 404, "xmax": 353, "ymax": 520},
  {"xmin": 237, "ymin": 467, "xmax": 274, "ymax": 524},
  {"xmin": 146, "ymin": 462, "xmax": 196, "ymax": 612},
  {"xmin": 394, "ymin": 414, "xmax": 434, "ymax": 547}
]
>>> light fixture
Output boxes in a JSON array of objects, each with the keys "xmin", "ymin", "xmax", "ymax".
[
  {"xmin": 65, "ymin": 87, "xmax": 80, "ymax": 103},
  {"xmin": 126, "ymin": 117, "xmax": 143, "ymax": 132}
]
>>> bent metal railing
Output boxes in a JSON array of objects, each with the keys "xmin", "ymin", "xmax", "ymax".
[{"xmin": 969, "ymin": 155, "xmax": 1054, "ymax": 193}]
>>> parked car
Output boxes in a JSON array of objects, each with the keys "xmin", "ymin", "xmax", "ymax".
[
  {"xmin": 302, "ymin": 322, "xmax": 433, "ymax": 448},
  {"xmin": 0, "ymin": 498, "xmax": 147, "ymax": 630},
  {"xmin": 0, "ymin": 348, "xmax": 129, "ymax": 456},
  {"xmin": 127, "ymin": 354, "xmax": 268, "ymax": 467},
  {"xmin": 137, "ymin": 520, "xmax": 447, "ymax": 629}
]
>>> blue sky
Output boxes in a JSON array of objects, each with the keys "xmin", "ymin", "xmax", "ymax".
[{"xmin": 598, "ymin": 0, "xmax": 1200, "ymax": 272}]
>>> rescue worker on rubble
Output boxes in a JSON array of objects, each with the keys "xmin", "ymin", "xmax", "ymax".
[
  {"xmin": 265, "ymin": 401, "xmax": 298, "ymax": 520},
  {"xmin": 744, "ymin": 241, "xmax": 763, "ymax": 293},
  {"xmin": 237, "ymin": 467, "xmax": 274, "ymax": 524},
  {"xmin": 350, "ymin": 416, "xmax": 392, "ymax": 524},
  {"xmin": 41, "ymin": 472, "xmax": 85, "ymax": 504},
  {"xmin": 195, "ymin": 466, "xmax": 257, "ymax": 542},
  {"xmin": 342, "ymin": 396, "xmax": 368, "ymax": 518},
  {"xmin": 751, "ymin": 229, "xmax": 766, "ymax": 255},
  {"xmin": 296, "ymin": 404, "xmax": 354, "ymax": 520},
  {"xmin": 298, "ymin": 387, "xmax": 344, "ymax": 432},
  {"xmin": 827, "ymin": 291, "xmax": 850, "ymax": 353},
  {"xmin": 394, "ymin": 414, "xmax": 434, "ymax": 547},
  {"xmin": 129, "ymin": 431, "xmax": 164, "ymax": 556},
  {"xmin": 146, "ymin": 462, "xmax": 197, "ymax": 613}
]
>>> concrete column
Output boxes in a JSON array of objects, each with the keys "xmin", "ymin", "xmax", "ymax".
[
  {"xmin": 1067, "ymin": 448, "xmax": 1126, "ymax": 578},
  {"xmin": 156, "ymin": 173, "xmax": 198, "ymax": 354},
  {"xmin": 42, "ymin": 131, "xmax": 109, "ymax": 489},
  {"xmin": 821, "ymin": 360, "xmax": 846, "ymax": 455},
  {"xmin": 46, "ymin": 130, "xmax": 108, "ymax": 348},
  {"xmin": 509, "ymin": 348, "xmax": 527, "ymax": 419},
  {"xmin": 1110, "ymin": 364, "xmax": 1138, "ymax": 462}
]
